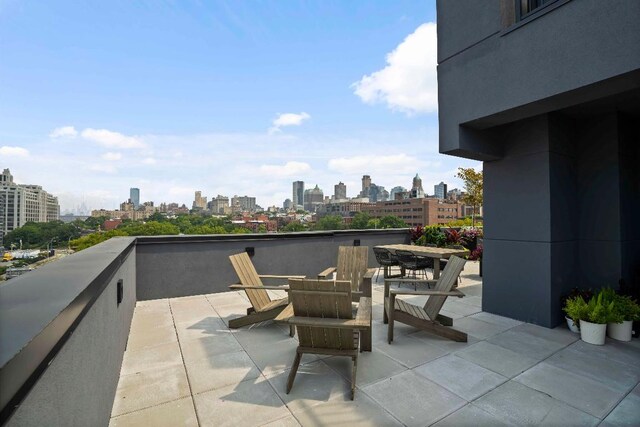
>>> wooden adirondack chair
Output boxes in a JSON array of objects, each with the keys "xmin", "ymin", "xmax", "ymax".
[
  {"xmin": 384, "ymin": 256, "xmax": 467, "ymax": 343},
  {"xmin": 227, "ymin": 252, "xmax": 304, "ymax": 330},
  {"xmin": 317, "ymin": 246, "xmax": 375, "ymax": 302},
  {"xmin": 285, "ymin": 278, "xmax": 371, "ymax": 400}
]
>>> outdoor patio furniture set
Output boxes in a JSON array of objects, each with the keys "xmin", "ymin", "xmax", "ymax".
[{"xmin": 227, "ymin": 245, "xmax": 467, "ymax": 399}]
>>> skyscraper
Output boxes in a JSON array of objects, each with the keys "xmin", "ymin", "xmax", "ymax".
[
  {"xmin": 130, "ymin": 188, "xmax": 140, "ymax": 209},
  {"xmin": 292, "ymin": 181, "xmax": 304, "ymax": 209},
  {"xmin": 434, "ymin": 182, "xmax": 448, "ymax": 199},
  {"xmin": 410, "ymin": 174, "xmax": 425, "ymax": 198},
  {"xmin": 303, "ymin": 185, "xmax": 324, "ymax": 212},
  {"xmin": 334, "ymin": 182, "xmax": 347, "ymax": 200},
  {"xmin": 361, "ymin": 175, "xmax": 371, "ymax": 194}
]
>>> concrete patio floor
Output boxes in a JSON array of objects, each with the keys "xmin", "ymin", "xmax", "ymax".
[{"xmin": 110, "ymin": 261, "xmax": 640, "ymax": 426}]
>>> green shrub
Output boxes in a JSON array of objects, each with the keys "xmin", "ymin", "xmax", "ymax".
[{"xmin": 563, "ymin": 293, "xmax": 615, "ymax": 324}]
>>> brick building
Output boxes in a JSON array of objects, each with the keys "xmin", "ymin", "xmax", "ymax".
[{"xmin": 361, "ymin": 198, "xmax": 464, "ymax": 227}]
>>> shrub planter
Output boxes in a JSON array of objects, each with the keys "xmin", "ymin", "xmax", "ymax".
[
  {"xmin": 566, "ymin": 316, "xmax": 580, "ymax": 333},
  {"xmin": 579, "ymin": 320, "xmax": 606, "ymax": 345},
  {"xmin": 607, "ymin": 320, "xmax": 633, "ymax": 342}
]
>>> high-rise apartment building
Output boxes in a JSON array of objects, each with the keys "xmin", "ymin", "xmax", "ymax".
[
  {"xmin": 0, "ymin": 169, "xmax": 60, "ymax": 239},
  {"xmin": 231, "ymin": 195, "xmax": 256, "ymax": 213},
  {"xmin": 434, "ymin": 182, "xmax": 448, "ymax": 199},
  {"xmin": 303, "ymin": 185, "xmax": 324, "ymax": 212},
  {"xmin": 292, "ymin": 181, "xmax": 304, "ymax": 209},
  {"xmin": 410, "ymin": 174, "xmax": 425, "ymax": 198},
  {"xmin": 129, "ymin": 188, "xmax": 140, "ymax": 209},
  {"xmin": 209, "ymin": 195, "xmax": 230, "ymax": 215},
  {"xmin": 361, "ymin": 175, "xmax": 371, "ymax": 194},
  {"xmin": 334, "ymin": 182, "xmax": 347, "ymax": 200},
  {"xmin": 192, "ymin": 191, "xmax": 207, "ymax": 210},
  {"xmin": 389, "ymin": 186, "xmax": 408, "ymax": 200}
]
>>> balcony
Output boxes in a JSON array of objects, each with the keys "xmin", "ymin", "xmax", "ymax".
[{"xmin": 1, "ymin": 230, "xmax": 639, "ymax": 426}]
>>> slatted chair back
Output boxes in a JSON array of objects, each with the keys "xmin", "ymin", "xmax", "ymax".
[
  {"xmin": 229, "ymin": 252, "xmax": 271, "ymax": 311},
  {"xmin": 289, "ymin": 279, "xmax": 355, "ymax": 351},
  {"xmin": 335, "ymin": 246, "xmax": 369, "ymax": 293},
  {"xmin": 423, "ymin": 256, "xmax": 466, "ymax": 320}
]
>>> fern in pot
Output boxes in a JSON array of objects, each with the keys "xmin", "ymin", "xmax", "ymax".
[
  {"xmin": 601, "ymin": 288, "xmax": 640, "ymax": 342},
  {"xmin": 564, "ymin": 293, "xmax": 613, "ymax": 345}
]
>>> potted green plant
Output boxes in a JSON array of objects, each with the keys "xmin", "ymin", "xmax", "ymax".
[
  {"xmin": 561, "ymin": 288, "xmax": 593, "ymax": 333},
  {"xmin": 564, "ymin": 293, "xmax": 613, "ymax": 345},
  {"xmin": 601, "ymin": 288, "xmax": 640, "ymax": 342}
]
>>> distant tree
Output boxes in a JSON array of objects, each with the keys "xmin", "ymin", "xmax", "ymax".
[
  {"xmin": 378, "ymin": 216, "xmax": 408, "ymax": 229},
  {"xmin": 257, "ymin": 224, "xmax": 267, "ymax": 233},
  {"xmin": 84, "ymin": 216, "xmax": 109, "ymax": 229},
  {"xmin": 147, "ymin": 212, "xmax": 166, "ymax": 222},
  {"xmin": 183, "ymin": 225, "xmax": 227, "ymax": 235},
  {"xmin": 281, "ymin": 221, "xmax": 306, "ymax": 232},
  {"xmin": 4, "ymin": 221, "xmax": 81, "ymax": 248},
  {"xmin": 456, "ymin": 167, "xmax": 483, "ymax": 227},
  {"xmin": 350, "ymin": 212, "xmax": 371, "ymax": 229},
  {"xmin": 119, "ymin": 221, "xmax": 180, "ymax": 236},
  {"xmin": 70, "ymin": 229, "xmax": 128, "ymax": 251},
  {"xmin": 314, "ymin": 215, "xmax": 344, "ymax": 231}
]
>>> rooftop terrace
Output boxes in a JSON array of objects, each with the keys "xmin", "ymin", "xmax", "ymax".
[
  {"xmin": 1, "ymin": 231, "xmax": 638, "ymax": 426},
  {"xmin": 110, "ymin": 262, "xmax": 640, "ymax": 427}
]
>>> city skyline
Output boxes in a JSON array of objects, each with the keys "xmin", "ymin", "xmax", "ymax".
[{"xmin": 0, "ymin": 1, "xmax": 480, "ymax": 212}]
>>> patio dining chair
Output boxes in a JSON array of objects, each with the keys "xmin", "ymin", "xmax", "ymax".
[
  {"xmin": 395, "ymin": 249, "xmax": 432, "ymax": 282},
  {"xmin": 373, "ymin": 247, "xmax": 404, "ymax": 279}
]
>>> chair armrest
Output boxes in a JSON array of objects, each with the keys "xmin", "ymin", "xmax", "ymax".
[
  {"xmin": 354, "ymin": 297, "xmax": 372, "ymax": 325},
  {"xmin": 259, "ymin": 274, "xmax": 306, "ymax": 279},
  {"xmin": 389, "ymin": 288, "xmax": 465, "ymax": 298},
  {"xmin": 364, "ymin": 268, "xmax": 376, "ymax": 279},
  {"xmin": 385, "ymin": 278, "xmax": 437, "ymax": 285},
  {"xmin": 229, "ymin": 284, "xmax": 290, "ymax": 291},
  {"xmin": 317, "ymin": 267, "xmax": 336, "ymax": 278}
]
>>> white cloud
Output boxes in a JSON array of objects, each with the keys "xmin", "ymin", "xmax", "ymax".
[
  {"xmin": 269, "ymin": 112, "xmax": 310, "ymax": 134},
  {"xmin": 88, "ymin": 164, "xmax": 118, "ymax": 174},
  {"xmin": 81, "ymin": 128, "xmax": 145, "ymax": 149},
  {"xmin": 0, "ymin": 146, "xmax": 30, "ymax": 157},
  {"xmin": 352, "ymin": 22, "xmax": 438, "ymax": 115},
  {"xmin": 101, "ymin": 152, "xmax": 122, "ymax": 161},
  {"xmin": 49, "ymin": 126, "xmax": 78, "ymax": 138},
  {"xmin": 328, "ymin": 154, "xmax": 434, "ymax": 174},
  {"xmin": 259, "ymin": 161, "xmax": 311, "ymax": 177},
  {"xmin": 142, "ymin": 157, "xmax": 157, "ymax": 165}
]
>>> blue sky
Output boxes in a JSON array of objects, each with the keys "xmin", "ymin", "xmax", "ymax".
[{"xmin": 0, "ymin": 0, "xmax": 479, "ymax": 212}]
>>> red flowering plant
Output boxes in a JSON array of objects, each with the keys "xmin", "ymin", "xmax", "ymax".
[
  {"xmin": 444, "ymin": 228, "xmax": 465, "ymax": 246},
  {"xmin": 409, "ymin": 225, "xmax": 425, "ymax": 244},
  {"xmin": 469, "ymin": 245, "xmax": 483, "ymax": 261}
]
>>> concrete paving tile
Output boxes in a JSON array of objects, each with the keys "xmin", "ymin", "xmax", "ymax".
[
  {"xmin": 486, "ymin": 328, "xmax": 570, "ymax": 361},
  {"xmin": 109, "ymin": 397, "xmax": 197, "ymax": 427},
  {"xmin": 127, "ymin": 323, "xmax": 178, "ymax": 351},
  {"xmin": 600, "ymin": 384, "xmax": 640, "ymax": 427},
  {"xmin": 432, "ymin": 403, "xmax": 511, "ymax": 427},
  {"xmin": 468, "ymin": 311, "xmax": 523, "ymax": 329},
  {"xmin": 322, "ymin": 349, "xmax": 407, "ymax": 387},
  {"xmin": 410, "ymin": 329, "xmax": 480, "ymax": 352},
  {"xmin": 193, "ymin": 375, "xmax": 290, "ymax": 427},
  {"xmin": 135, "ymin": 298, "xmax": 170, "ymax": 312},
  {"xmin": 261, "ymin": 415, "xmax": 301, "ymax": 427},
  {"xmin": 234, "ymin": 322, "xmax": 297, "ymax": 350},
  {"xmin": 266, "ymin": 360, "xmax": 352, "ymax": 413},
  {"xmin": 455, "ymin": 341, "xmax": 538, "ymax": 378},
  {"xmin": 449, "ymin": 317, "xmax": 513, "ymax": 340},
  {"xmin": 185, "ymin": 350, "xmax": 261, "ymax": 394},
  {"xmin": 438, "ymin": 309, "xmax": 465, "ymax": 320},
  {"xmin": 511, "ymin": 323, "xmax": 578, "ymax": 346},
  {"xmin": 570, "ymin": 338, "xmax": 640, "ymax": 369},
  {"xmin": 376, "ymin": 334, "xmax": 450, "ymax": 368},
  {"xmin": 121, "ymin": 341, "xmax": 183, "ymax": 376},
  {"xmin": 175, "ymin": 316, "xmax": 229, "ymax": 342},
  {"xmin": 170, "ymin": 296, "xmax": 218, "ymax": 324},
  {"xmin": 244, "ymin": 337, "xmax": 319, "ymax": 376},
  {"xmin": 545, "ymin": 344, "xmax": 640, "ymax": 393},
  {"xmin": 456, "ymin": 295, "xmax": 482, "ymax": 308},
  {"xmin": 513, "ymin": 362, "xmax": 626, "ymax": 419},
  {"xmin": 213, "ymin": 302, "xmax": 254, "ymax": 326},
  {"xmin": 111, "ymin": 364, "xmax": 190, "ymax": 417},
  {"xmin": 129, "ymin": 310, "xmax": 174, "ymax": 335},
  {"xmin": 206, "ymin": 291, "xmax": 248, "ymax": 307},
  {"xmin": 180, "ymin": 335, "xmax": 243, "ymax": 364},
  {"xmin": 457, "ymin": 283, "xmax": 482, "ymax": 297},
  {"xmin": 474, "ymin": 381, "xmax": 599, "ymax": 427},
  {"xmin": 414, "ymin": 354, "xmax": 507, "ymax": 401},
  {"xmin": 441, "ymin": 301, "xmax": 482, "ymax": 316},
  {"xmin": 293, "ymin": 391, "xmax": 402, "ymax": 427},
  {"xmin": 362, "ymin": 370, "xmax": 465, "ymax": 427}
]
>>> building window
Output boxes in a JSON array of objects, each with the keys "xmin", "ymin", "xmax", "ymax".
[{"xmin": 515, "ymin": 0, "xmax": 558, "ymax": 22}]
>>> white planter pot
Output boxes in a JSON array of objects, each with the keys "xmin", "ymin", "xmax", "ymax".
[
  {"xmin": 607, "ymin": 320, "xmax": 633, "ymax": 342},
  {"xmin": 579, "ymin": 320, "xmax": 606, "ymax": 345},
  {"xmin": 566, "ymin": 316, "xmax": 580, "ymax": 333}
]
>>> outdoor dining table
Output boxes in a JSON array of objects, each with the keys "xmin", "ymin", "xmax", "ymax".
[{"xmin": 374, "ymin": 244, "xmax": 468, "ymax": 279}]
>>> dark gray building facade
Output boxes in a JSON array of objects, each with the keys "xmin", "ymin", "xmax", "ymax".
[{"xmin": 437, "ymin": 0, "xmax": 640, "ymax": 327}]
